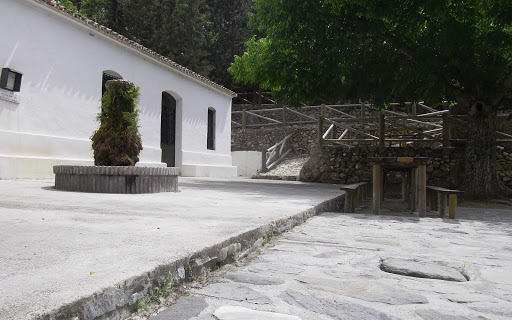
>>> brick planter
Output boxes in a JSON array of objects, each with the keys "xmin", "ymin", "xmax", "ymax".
[{"xmin": 53, "ymin": 166, "xmax": 179, "ymax": 193}]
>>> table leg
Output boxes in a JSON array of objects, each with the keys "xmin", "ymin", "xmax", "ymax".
[
  {"xmin": 381, "ymin": 169, "xmax": 386, "ymax": 204},
  {"xmin": 373, "ymin": 164, "xmax": 381, "ymax": 214},
  {"xmin": 410, "ymin": 168, "xmax": 417, "ymax": 211},
  {"xmin": 449, "ymin": 194, "xmax": 457, "ymax": 219},
  {"xmin": 418, "ymin": 164, "xmax": 427, "ymax": 217},
  {"xmin": 401, "ymin": 172, "xmax": 406, "ymax": 201},
  {"xmin": 439, "ymin": 193, "xmax": 447, "ymax": 218},
  {"xmin": 406, "ymin": 171, "xmax": 412, "ymax": 210}
]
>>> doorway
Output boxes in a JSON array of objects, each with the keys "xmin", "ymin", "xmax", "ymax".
[{"xmin": 161, "ymin": 92, "xmax": 176, "ymax": 167}]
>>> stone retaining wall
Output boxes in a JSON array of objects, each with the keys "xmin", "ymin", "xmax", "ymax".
[
  {"xmin": 299, "ymin": 146, "xmax": 512, "ymax": 190},
  {"xmin": 54, "ymin": 166, "xmax": 179, "ymax": 193},
  {"xmin": 232, "ymin": 125, "xmax": 318, "ymax": 153}
]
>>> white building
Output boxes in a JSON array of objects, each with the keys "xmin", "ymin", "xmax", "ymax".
[{"xmin": 0, "ymin": 0, "xmax": 238, "ymax": 179}]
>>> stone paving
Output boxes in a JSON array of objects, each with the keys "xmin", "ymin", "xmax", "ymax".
[{"xmin": 131, "ymin": 204, "xmax": 512, "ymax": 320}]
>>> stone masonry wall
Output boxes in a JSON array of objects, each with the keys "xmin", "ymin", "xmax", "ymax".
[
  {"xmin": 299, "ymin": 145, "xmax": 512, "ymax": 191},
  {"xmin": 231, "ymin": 117, "xmax": 512, "ymax": 191},
  {"xmin": 232, "ymin": 124, "xmax": 318, "ymax": 154}
]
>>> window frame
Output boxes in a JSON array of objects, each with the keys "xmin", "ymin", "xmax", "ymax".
[
  {"xmin": 207, "ymin": 107, "xmax": 216, "ymax": 150},
  {"xmin": 0, "ymin": 68, "xmax": 22, "ymax": 92}
]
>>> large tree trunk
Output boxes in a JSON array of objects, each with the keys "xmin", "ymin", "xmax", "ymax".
[{"xmin": 464, "ymin": 103, "xmax": 501, "ymax": 200}]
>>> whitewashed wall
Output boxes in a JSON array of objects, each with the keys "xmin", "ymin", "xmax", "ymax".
[
  {"xmin": 0, "ymin": 0, "xmax": 236, "ymax": 178},
  {"xmin": 231, "ymin": 151, "xmax": 262, "ymax": 177}
]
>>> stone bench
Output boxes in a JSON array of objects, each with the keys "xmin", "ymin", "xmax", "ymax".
[
  {"xmin": 340, "ymin": 181, "xmax": 370, "ymax": 213},
  {"xmin": 426, "ymin": 185, "xmax": 464, "ymax": 219}
]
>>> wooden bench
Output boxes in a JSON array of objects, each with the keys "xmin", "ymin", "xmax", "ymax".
[
  {"xmin": 426, "ymin": 186, "xmax": 464, "ymax": 219},
  {"xmin": 340, "ymin": 181, "xmax": 370, "ymax": 213}
]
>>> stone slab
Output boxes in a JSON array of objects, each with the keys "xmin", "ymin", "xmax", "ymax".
[
  {"xmin": 467, "ymin": 302, "xmax": 512, "ymax": 317},
  {"xmin": 193, "ymin": 283, "xmax": 272, "ymax": 304},
  {"xmin": 297, "ymin": 277, "xmax": 428, "ymax": 305},
  {"xmin": 380, "ymin": 258, "xmax": 467, "ymax": 282},
  {"xmin": 213, "ymin": 305, "xmax": 301, "ymax": 320},
  {"xmin": 225, "ymin": 272, "xmax": 285, "ymax": 285},
  {"xmin": 279, "ymin": 290, "xmax": 395, "ymax": 320},
  {"xmin": 416, "ymin": 309, "xmax": 487, "ymax": 320},
  {"xmin": 149, "ymin": 296, "xmax": 207, "ymax": 320},
  {"xmin": 247, "ymin": 263, "xmax": 305, "ymax": 275}
]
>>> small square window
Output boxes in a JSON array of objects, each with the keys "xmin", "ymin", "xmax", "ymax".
[{"xmin": 0, "ymin": 68, "xmax": 22, "ymax": 92}]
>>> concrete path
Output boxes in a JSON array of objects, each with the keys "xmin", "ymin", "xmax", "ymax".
[
  {"xmin": 138, "ymin": 204, "xmax": 512, "ymax": 320},
  {"xmin": 0, "ymin": 178, "xmax": 343, "ymax": 320}
]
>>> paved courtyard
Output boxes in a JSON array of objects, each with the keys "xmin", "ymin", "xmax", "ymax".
[
  {"xmin": 0, "ymin": 178, "xmax": 342, "ymax": 320},
  {"xmin": 139, "ymin": 204, "xmax": 512, "ymax": 320}
]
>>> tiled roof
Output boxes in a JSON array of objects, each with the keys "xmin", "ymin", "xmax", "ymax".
[{"xmin": 31, "ymin": 0, "xmax": 237, "ymax": 97}]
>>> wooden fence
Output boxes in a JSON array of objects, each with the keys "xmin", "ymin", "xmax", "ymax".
[{"xmin": 232, "ymin": 102, "xmax": 512, "ymax": 149}]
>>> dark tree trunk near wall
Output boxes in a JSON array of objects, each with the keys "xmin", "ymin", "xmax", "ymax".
[{"xmin": 464, "ymin": 103, "xmax": 503, "ymax": 200}]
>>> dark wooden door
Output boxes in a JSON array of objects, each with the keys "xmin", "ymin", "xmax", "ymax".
[{"xmin": 161, "ymin": 92, "xmax": 176, "ymax": 167}]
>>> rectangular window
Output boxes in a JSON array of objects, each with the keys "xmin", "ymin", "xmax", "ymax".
[
  {"xmin": 207, "ymin": 108, "xmax": 216, "ymax": 150},
  {"xmin": 0, "ymin": 68, "xmax": 22, "ymax": 92}
]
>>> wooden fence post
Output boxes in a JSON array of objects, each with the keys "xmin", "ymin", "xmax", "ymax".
[
  {"xmin": 361, "ymin": 101, "xmax": 366, "ymax": 118},
  {"xmin": 318, "ymin": 104, "xmax": 326, "ymax": 146},
  {"xmin": 261, "ymin": 148, "xmax": 267, "ymax": 173},
  {"xmin": 442, "ymin": 111, "xmax": 451, "ymax": 148},
  {"xmin": 418, "ymin": 164, "xmax": 427, "ymax": 217},
  {"xmin": 412, "ymin": 102, "xmax": 417, "ymax": 116},
  {"xmin": 378, "ymin": 113, "xmax": 385, "ymax": 152},
  {"xmin": 242, "ymin": 109, "xmax": 247, "ymax": 129}
]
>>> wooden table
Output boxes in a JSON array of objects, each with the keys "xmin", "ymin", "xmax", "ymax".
[{"xmin": 368, "ymin": 157, "xmax": 430, "ymax": 217}]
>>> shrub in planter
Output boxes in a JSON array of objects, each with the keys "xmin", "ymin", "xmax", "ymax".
[{"xmin": 92, "ymin": 80, "xmax": 143, "ymax": 166}]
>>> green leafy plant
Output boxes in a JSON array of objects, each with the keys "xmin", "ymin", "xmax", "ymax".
[
  {"xmin": 135, "ymin": 277, "xmax": 173, "ymax": 310},
  {"xmin": 91, "ymin": 80, "xmax": 143, "ymax": 166},
  {"xmin": 231, "ymin": 252, "xmax": 237, "ymax": 262},
  {"xmin": 262, "ymin": 237, "xmax": 272, "ymax": 246},
  {"xmin": 134, "ymin": 299, "xmax": 146, "ymax": 310}
]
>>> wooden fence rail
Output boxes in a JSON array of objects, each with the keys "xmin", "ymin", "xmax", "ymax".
[
  {"xmin": 233, "ymin": 101, "xmax": 512, "ymax": 148},
  {"xmin": 261, "ymin": 133, "xmax": 293, "ymax": 173}
]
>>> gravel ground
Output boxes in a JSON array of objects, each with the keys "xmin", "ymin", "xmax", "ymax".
[{"xmin": 258, "ymin": 155, "xmax": 309, "ymax": 178}]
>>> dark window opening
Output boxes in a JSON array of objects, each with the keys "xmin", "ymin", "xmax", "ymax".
[
  {"xmin": 207, "ymin": 108, "xmax": 216, "ymax": 150},
  {"xmin": 161, "ymin": 92, "xmax": 177, "ymax": 167},
  {"xmin": 161, "ymin": 93, "xmax": 176, "ymax": 145},
  {"xmin": 0, "ymin": 68, "xmax": 22, "ymax": 92}
]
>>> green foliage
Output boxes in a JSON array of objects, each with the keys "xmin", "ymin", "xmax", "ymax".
[
  {"xmin": 230, "ymin": 0, "xmax": 512, "ymax": 109},
  {"xmin": 134, "ymin": 299, "xmax": 146, "ymax": 310},
  {"xmin": 91, "ymin": 80, "xmax": 142, "ymax": 166},
  {"xmin": 149, "ymin": 278, "xmax": 172, "ymax": 304},
  {"xmin": 58, "ymin": 0, "xmax": 78, "ymax": 11},
  {"xmin": 134, "ymin": 277, "xmax": 172, "ymax": 310},
  {"xmin": 230, "ymin": 0, "xmax": 512, "ymax": 198},
  {"xmin": 204, "ymin": 0, "xmax": 254, "ymax": 89},
  {"xmin": 76, "ymin": 0, "xmax": 254, "ymax": 87}
]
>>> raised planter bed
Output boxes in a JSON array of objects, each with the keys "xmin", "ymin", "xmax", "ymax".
[{"xmin": 54, "ymin": 165, "xmax": 179, "ymax": 193}]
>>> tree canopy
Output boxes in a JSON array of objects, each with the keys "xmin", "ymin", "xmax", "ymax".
[
  {"xmin": 230, "ymin": 0, "xmax": 512, "ymax": 109},
  {"xmin": 58, "ymin": 0, "xmax": 254, "ymax": 88},
  {"xmin": 230, "ymin": 0, "xmax": 512, "ymax": 199}
]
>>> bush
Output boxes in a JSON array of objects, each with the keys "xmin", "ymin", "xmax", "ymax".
[{"xmin": 92, "ymin": 80, "xmax": 143, "ymax": 166}]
